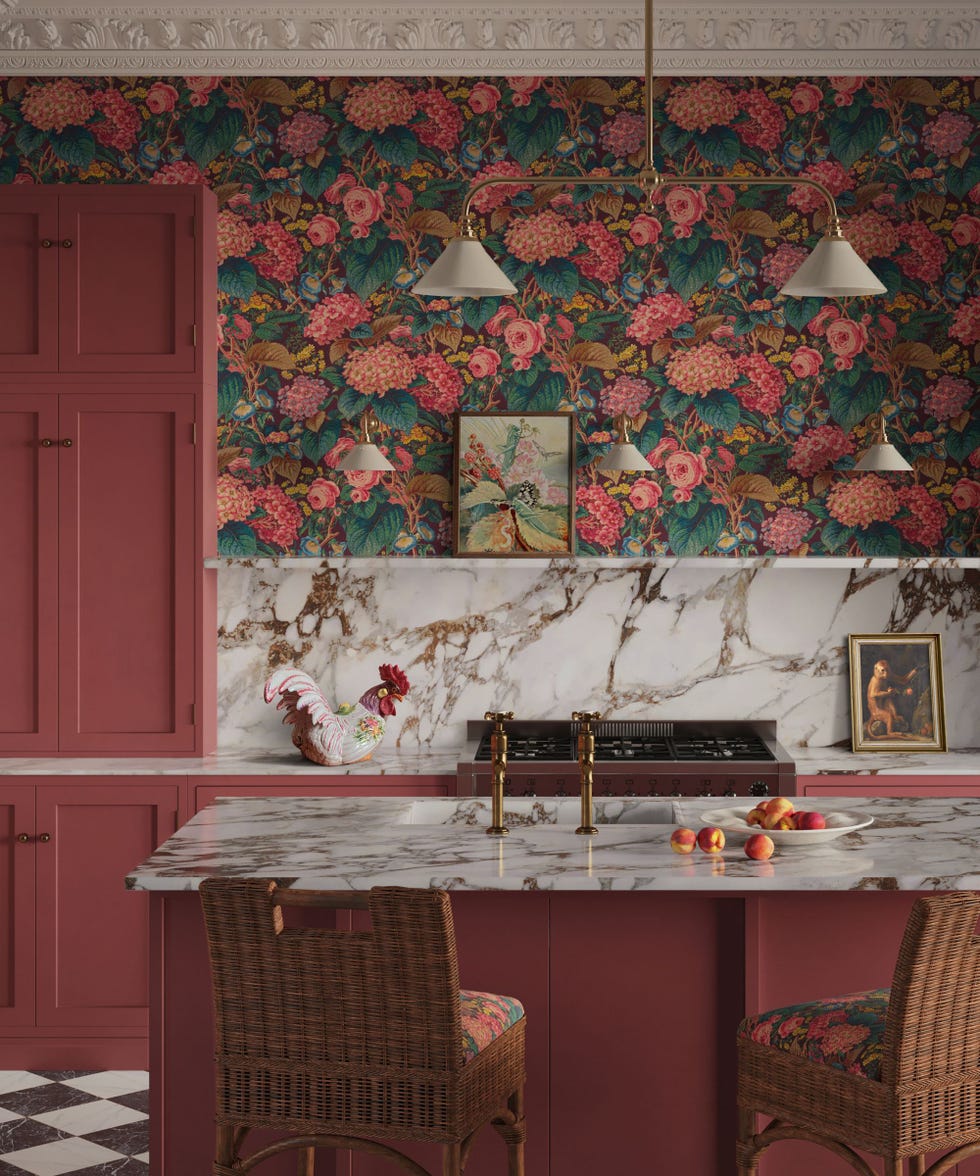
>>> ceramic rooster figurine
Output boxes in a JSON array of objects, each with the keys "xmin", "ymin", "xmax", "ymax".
[{"xmin": 263, "ymin": 663, "xmax": 411, "ymax": 766}]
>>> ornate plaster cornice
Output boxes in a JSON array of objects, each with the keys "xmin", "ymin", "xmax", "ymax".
[{"xmin": 0, "ymin": 3, "xmax": 976, "ymax": 75}]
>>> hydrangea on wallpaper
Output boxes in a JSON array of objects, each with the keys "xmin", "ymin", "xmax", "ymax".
[{"xmin": 2, "ymin": 74, "xmax": 978, "ymax": 557}]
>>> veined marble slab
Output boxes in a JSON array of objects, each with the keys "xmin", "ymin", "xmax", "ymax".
[
  {"xmin": 126, "ymin": 794, "xmax": 980, "ymax": 893},
  {"xmin": 216, "ymin": 563, "xmax": 980, "ymax": 755}
]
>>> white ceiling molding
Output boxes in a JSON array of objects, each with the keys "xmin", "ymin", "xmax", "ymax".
[{"xmin": 0, "ymin": 4, "xmax": 977, "ymax": 75}]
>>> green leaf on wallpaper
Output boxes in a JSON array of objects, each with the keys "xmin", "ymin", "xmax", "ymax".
[
  {"xmin": 462, "ymin": 297, "xmax": 501, "ymax": 331},
  {"xmin": 695, "ymin": 389, "xmax": 740, "ymax": 433},
  {"xmin": 781, "ymin": 297, "xmax": 822, "ymax": 332},
  {"xmin": 659, "ymin": 387, "xmax": 692, "ymax": 418},
  {"xmin": 300, "ymin": 161, "xmax": 339, "ymax": 200},
  {"xmin": 666, "ymin": 239, "xmax": 726, "ymax": 301},
  {"xmin": 506, "ymin": 105, "xmax": 564, "ymax": 168},
  {"xmin": 0, "ymin": 153, "xmax": 17, "ymax": 185},
  {"xmin": 946, "ymin": 415, "xmax": 980, "ymax": 464},
  {"xmin": 828, "ymin": 106, "xmax": 888, "ymax": 168},
  {"xmin": 507, "ymin": 371, "xmax": 565, "ymax": 412},
  {"xmin": 500, "ymin": 254, "xmax": 531, "ymax": 284},
  {"xmin": 820, "ymin": 520, "xmax": 854, "ymax": 553},
  {"xmin": 51, "ymin": 127, "xmax": 95, "ymax": 168},
  {"xmin": 946, "ymin": 153, "xmax": 980, "ymax": 201},
  {"xmin": 300, "ymin": 418, "xmax": 340, "ymax": 462},
  {"xmin": 184, "ymin": 107, "xmax": 243, "ymax": 167},
  {"xmin": 15, "ymin": 123, "xmax": 45, "ymax": 155},
  {"xmin": 855, "ymin": 522, "xmax": 902, "ymax": 557},
  {"xmin": 217, "ymin": 372, "xmax": 245, "ymax": 417},
  {"xmin": 218, "ymin": 521, "xmax": 258, "ymax": 557},
  {"xmin": 346, "ymin": 503, "xmax": 405, "ymax": 556},
  {"xmin": 374, "ymin": 126, "xmax": 418, "ymax": 167},
  {"xmin": 345, "ymin": 238, "xmax": 405, "ymax": 300},
  {"xmin": 870, "ymin": 259, "xmax": 902, "ymax": 298},
  {"xmin": 828, "ymin": 370, "xmax": 887, "ymax": 432},
  {"xmin": 338, "ymin": 386, "xmax": 370, "ymax": 419},
  {"xmin": 534, "ymin": 258, "xmax": 580, "ymax": 299},
  {"xmin": 667, "ymin": 504, "xmax": 726, "ymax": 556},
  {"xmin": 337, "ymin": 123, "xmax": 369, "ymax": 156},
  {"xmin": 692, "ymin": 128, "xmax": 739, "ymax": 169},
  {"xmin": 218, "ymin": 258, "xmax": 258, "ymax": 299},
  {"xmin": 659, "ymin": 123, "xmax": 691, "ymax": 157},
  {"xmin": 374, "ymin": 388, "xmax": 418, "ymax": 432}
]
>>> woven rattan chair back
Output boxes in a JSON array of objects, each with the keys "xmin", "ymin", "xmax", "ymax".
[{"xmin": 200, "ymin": 878, "xmax": 526, "ymax": 1176}]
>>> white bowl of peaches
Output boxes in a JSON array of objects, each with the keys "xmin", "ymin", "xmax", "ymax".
[{"xmin": 699, "ymin": 797, "xmax": 874, "ymax": 849}]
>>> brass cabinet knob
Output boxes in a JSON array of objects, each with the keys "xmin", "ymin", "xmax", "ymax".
[
  {"xmin": 16, "ymin": 833, "xmax": 30, "ymax": 843},
  {"xmin": 40, "ymin": 238, "xmax": 53, "ymax": 248},
  {"xmin": 38, "ymin": 833, "xmax": 51, "ymax": 843},
  {"xmin": 40, "ymin": 438, "xmax": 54, "ymax": 448},
  {"xmin": 61, "ymin": 239, "xmax": 73, "ymax": 248},
  {"xmin": 61, "ymin": 438, "xmax": 72, "ymax": 447}
]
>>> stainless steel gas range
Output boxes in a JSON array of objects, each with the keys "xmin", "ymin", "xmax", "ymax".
[{"xmin": 456, "ymin": 718, "xmax": 797, "ymax": 798}]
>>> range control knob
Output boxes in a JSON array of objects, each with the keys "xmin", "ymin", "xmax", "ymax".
[
  {"xmin": 749, "ymin": 781, "xmax": 771, "ymax": 797},
  {"xmin": 555, "ymin": 778, "xmax": 567, "ymax": 797},
  {"xmin": 698, "ymin": 778, "xmax": 713, "ymax": 797},
  {"xmin": 669, "ymin": 778, "xmax": 682, "ymax": 797},
  {"xmin": 723, "ymin": 781, "xmax": 738, "ymax": 797},
  {"xmin": 624, "ymin": 778, "xmax": 637, "ymax": 797},
  {"xmin": 522, "ymin": 777, "xmax": 537, "ymax": 797},
  {"xmin": 503, "ymin": 776, "xmax": 512, "ymax": 797},
  {"xmin": 601, "ymin": 778, "xmax": 613, "ymax": 797},
  {"xmin": 647, "ymin": 778, "xmax": 661, "ymax": 797}
]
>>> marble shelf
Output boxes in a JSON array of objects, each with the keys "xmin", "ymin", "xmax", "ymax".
[
  {"xmin": 205, "ymin": 556, "xmax": 980, "ymax": 570},
  {"xmin": 127, "ymin": 793, "xmax": 980, "ymax": 892}
]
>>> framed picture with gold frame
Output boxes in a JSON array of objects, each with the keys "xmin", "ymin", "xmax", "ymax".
[
  {"xmin": 453, "ymin": 412, "xmax": 576, "ymax": 557},
  {"xmin": 848, "ymin": 633, "xmax": 947, "ymax": 753}
]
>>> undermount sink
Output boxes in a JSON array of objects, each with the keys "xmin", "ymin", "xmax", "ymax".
[{"xmin": 397, "ymin": 798, "xmax": 680, "ymax": 828}]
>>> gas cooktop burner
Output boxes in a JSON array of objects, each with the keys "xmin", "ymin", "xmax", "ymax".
[{"xmin": 474, "ymin": 731, "xmax": 775, "ymax": 763}]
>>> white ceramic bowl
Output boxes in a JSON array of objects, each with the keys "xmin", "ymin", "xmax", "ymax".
[{"xmin": 699, "ymin": 804, "xmax": 874, "ymax": 848}]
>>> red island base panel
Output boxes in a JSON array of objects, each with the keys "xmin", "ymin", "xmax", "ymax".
[{"xmin": 150, "ymin": 890, "xmax": 980, "ymax": 1176}]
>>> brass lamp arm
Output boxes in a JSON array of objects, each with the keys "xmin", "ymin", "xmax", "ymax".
[{"xmin": 458, "ymin": 172, "xmax": 843, "ymax": 237}]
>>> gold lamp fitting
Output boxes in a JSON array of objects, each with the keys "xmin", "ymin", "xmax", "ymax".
[{"xmin": 336, "ymin": 410, "xmax": 395, "ymax": 472}]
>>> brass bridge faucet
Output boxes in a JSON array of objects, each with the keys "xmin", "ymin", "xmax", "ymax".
[
  {"xmin": 485, "ymin": 711, "xmax": 513, "ymax": 836},
  {"xmin": 573, "ymin": 711, "xmax": 603, "ymax": 835}
]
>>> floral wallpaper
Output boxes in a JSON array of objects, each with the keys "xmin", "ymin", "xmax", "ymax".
[{"xmin": 1, "ymin": 74, "xmax": 978, "ymax": 557}]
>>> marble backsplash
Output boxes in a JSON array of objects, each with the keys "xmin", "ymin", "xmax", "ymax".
[{"xmin": 216, "ymin": 562, "xmax": 980, "ymax": 753}]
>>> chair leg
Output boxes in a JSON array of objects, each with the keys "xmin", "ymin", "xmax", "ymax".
[
  {"xmin": 908, "ymin": 1161, "xmax": 926, "ymax": 1176},
  {"xmin": 736, "ymin": 1107, "xmax": 759, "ymax": 1175},
  {"xmin": 215, "ymin": 1125, "xmax": 237, "ymax": 1173},
  {"xmin": 506, "ymin": 1087, "xmax": 525, "ymax": 1176},
  {"xmin": 297, "ymin": 1146, "xmax": 315, "ymax": 1176},
  {"xmin": 442, "ymin": 1142, "xmax": 462, "ymax": 1176},
  {"xmin": 882, "ymin": 1161, "xmax": 902, "ymax": 1176}
]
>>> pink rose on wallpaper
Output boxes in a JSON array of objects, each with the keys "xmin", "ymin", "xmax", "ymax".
[
  {"xmin": 468, "ymin": 346, "xmax": 501, "ymax": 378},
  {"xmin": 343, "ymin": 186, "xmax": 385, "ymax": 236},
  {"xmin": 553, "ymin": 314, "xmax": 575, "ymax": 340},
  {"xmin": 185, "ymin": 77, "xmax": 221, "ymax": 106},
  {"xmin": 324, "ymin": 172, "xmax": 357, "ymax": 202},
  {"xmin": 952, "ymin": 478, "xmax": 980, "ymax": 511},
  {"xmin": 307, "ymin": 214, "xmax": 341, "ymax": 246},
  {"xmin": 307, "ymin": 479, "xmax": 340, "ymax": 511},
  {"xmin": 507, "ymin": 77, "xmax": 544, "ymax": 106},
  {"xmin": 790, "ymin": 347, "xmax": 823, "ymax": 378},
  {"xmin": 345, "ymin": 468, "xmax": 385, "ymax": 502},
  {"xmin": 468, "ymin": 82, "xmax": 501, "ymax": 114},
  {"xmin": 807, "ymin": 305, "xmax": 841, "ymax": 337},
  {"xmin": 952, "ymin": 214, "xmax": 980, "ymax": 246},
  {"xmin": 485, "ymin": 305, "xmax": 518, "ymax": 336},
  {"xmin": 789, "ymin": 81, "xmax": 823, "ymax": 114},
  {"xmin": 664, "ymin": 450, "xmax": 707, "ymax": 502},
  {"xmin": 829, "ymin": 76, "xmax": 865, "ymax": 106},
  {"xmin": 715, "ymin": 447, "xmax": 735, "ymax": 473},
  {"xmin": 647, "ymin": 437, "xmax": 680, "ymax": 468},
  {"xmin": 665, "ymin": 186, "xmax": 708, "ymax": 237},
  {"xmin": 146, "ymin": 82, "xmax": 179, "ymax": 114},
  {"xmin": 503, "ymin": 318, "xmax": 547, "ymax": 368},
  {"xmin": 628, "ymin": 214, "xmax": 663, "ymax": 246},
  {"xmin": 824, "ymin": 318, "xmax": 868, "ymax": 370},
  {"xmin": 325, "ymin": 437, "xmax": 355, "ymax": 468},
  {"xmin": 629, "ymin": 479, "xmax": 663, "ymax": 511}
]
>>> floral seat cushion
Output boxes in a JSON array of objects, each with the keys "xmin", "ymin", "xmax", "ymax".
[
  {"xmin": 460, "ymin": 989, "xmax": 525, "ymax": 1062},
  {"xmin": 738, "ymin": 987, "xmax": 889, "ymax": 1080}
]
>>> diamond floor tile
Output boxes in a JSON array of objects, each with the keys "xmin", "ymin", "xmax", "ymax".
[
  {"xmin": 31, "ymin": 1103, "xmax": 146, "ymax": 1139},
  {"xmin": 0, "ymin": 1138, "xmax": 124, "ymax": 1176},
  {"xmin": 58, "ymin": 1077, "xmax": 147, "ymax": 1102}
]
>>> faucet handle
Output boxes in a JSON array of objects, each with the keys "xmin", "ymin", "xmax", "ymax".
[
  {"xmin": 572, "ymin": 710, "xmax": 603, "ymax": 726},
  {"xmin": 485, "ymin": 710, "xmax": 514, "ymax": 725}
]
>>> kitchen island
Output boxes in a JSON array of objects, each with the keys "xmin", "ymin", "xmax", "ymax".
[{"xmin": 130, "ymin": 795, "xmax": 980, "ymax": 1176}]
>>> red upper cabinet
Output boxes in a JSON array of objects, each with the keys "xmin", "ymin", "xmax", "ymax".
[
  {"xmin": 0, "ymin": 185, "xmax": 214, "ymax": 382},
  {"xmin": 58, "ymin": 189, "xmax": 199, "ymax": 376},
  {"xmin": 0, "ymin": 189, "xmax": 59, "ymax": 371}
]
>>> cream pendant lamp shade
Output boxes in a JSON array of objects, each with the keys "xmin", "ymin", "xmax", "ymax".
[
  {"xmin": 337, "ymin": 410, "xmax": 395, "ymax": 472},
  {"xmin": 852, "ymin": 413, "xmax": 912, "ymax": 472},
  {"xmin": 412, "ymin": 235, "xmax": 517, "ymax": 298},
  {"xmin": 597, "ymin": 415, "xmax": 654, "ymax": 472},
  {"xmin": 780, "ymin": 236, "xmax": 886, "ymax": 298}
]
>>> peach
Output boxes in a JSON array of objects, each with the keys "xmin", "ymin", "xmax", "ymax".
[
  {"xmin": 795, "ymin": 811, "xmax": 826, "ymax": 831},
  {"xmin": 744, "ymin": 833, "xmax": 775, "ymax": 861},
  {"xmin": 745, "ymin": 807, "xmax": 767, "ymax": 827},
  {"xmin": 696, "ymin": 826, "xmax": 726, "ymax": 854},
  {"xmin": 772, "ymin": 816, "xmax": 795, "ymax": 831},
  {"xmin": 670, "ymin": 827, "xmax": 697, "ymax": 855},
  {"xmin": 762, "ymin": 798, "xmax": 795, "ymax": 830}
]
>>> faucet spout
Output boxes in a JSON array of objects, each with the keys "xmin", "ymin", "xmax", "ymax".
[
  {"xmin": 484, "ymin": 711, "xmax": 513, "ymax": 836},
  {"xmin": 572, "ymin": 711, "xmax": 602, "ymax": 835}
]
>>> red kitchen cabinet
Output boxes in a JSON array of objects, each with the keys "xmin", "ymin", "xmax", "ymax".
[
  {"xmin": 0, "ymin": 778, "xmax": 180, "ymax": 1067},
  {"xmin": 0, "ymin": 186, "xmax": 210, "ymax": 380},
  {"xmin": 800, "ymin": 775, "xmax": 980, "ymax": 797},
  {"xmin": 0, "ymin": 785, "xmax": 36, "ymax": 1028},
  {"xmin": 191, "ymin": 776, "xmax": 453, "ymax": 812},
  {"xmin": 0, "ymin": 395, "xmax": 59, "ymax": 752}
]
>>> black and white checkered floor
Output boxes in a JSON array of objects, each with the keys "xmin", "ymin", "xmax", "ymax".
[{"xmin": 0, "ymin": 1073, "xmax": 149, "ymax": 1176}]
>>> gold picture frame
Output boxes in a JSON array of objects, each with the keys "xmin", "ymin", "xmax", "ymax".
[
  {"xmin": 453, "ymin": 412, "xmax": 576, "ymax": 557},
  {"xmin": 847, "ymin": 633, "xmax": 947, "ymax": 753}
]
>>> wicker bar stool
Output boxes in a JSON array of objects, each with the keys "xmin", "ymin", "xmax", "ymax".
[
  {"xmin": 200, "ymin": 879, "xmax": 526, "ymax": 1176},
  {"xmin": 736, "ymin": 891, "xmax": 980, "ymax": 1176}
]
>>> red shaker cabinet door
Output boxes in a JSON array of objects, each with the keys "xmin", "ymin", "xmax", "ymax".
[
  {"xmin": 0, "ymin": 786, "xmax": 36, "ymax": 1028},
  {"xmin": 58, "ymin": 393, "xmax": 197, "ymax": 753},
  {"xmin": 0, "ymin": 189, "xmax": 59, "ymax": 371},
  {"xmin": 0, "ymin": 394, "xmax": 60, "ymax": 753},
  {"xmin": 58, "ymin": 189, "xmax": 197, "ymax": 375},
  {"xmin": 34, "ymin": 781, "xmax": 180, "ymax": 1028}
]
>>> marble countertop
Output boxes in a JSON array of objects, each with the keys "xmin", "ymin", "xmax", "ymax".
[
  {"xmin": 4, "ymin": 746, "xmax": 979, "ymax": 777},
  {"xmin": 126, "ymin": 794, "xmax": 980, "ymax": 894}
]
